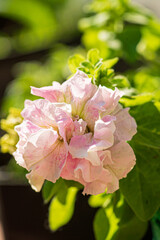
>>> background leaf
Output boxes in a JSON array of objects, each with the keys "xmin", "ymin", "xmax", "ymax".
[
  {"xmin": 68, "ymin": 54, "xmax": 85, "ymax": 73},
  {"xmin": 94, "ymin": 208, "xmax": 110, "ymax": 240},
  {"xmin": 42, "ymin": 178, "xmax": 64, "ymax": 204},
  {"xmin": 151, "ymin": 209, "xmax": 160, "ymax": 240},
  {"xmin": 120, "ymin": 102, "xmax": 160, "ymax": 221},
  {"xmin": 49, "ymin": 187, "xmax": 78, "ymax": 231},
  {"xmin": 93, "ymin": 194, "xmax": 147, "ymax": 240}
]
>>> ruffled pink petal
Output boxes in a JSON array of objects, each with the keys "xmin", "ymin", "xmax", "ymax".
[
  {"xmin": 23, "ymin": 129, "xmax": 58, "ymax": 169},
  {"xmin": 53, "ymin": 105, "xmax": 74, "ymax": 143},
  {"xmin": 74, "ymin": 158, "xmax": 102, "ymax": 183},
  {"xmin": 63, "ymin": 70, "xmax": 96, "ymax": 100},
  {"xmin": 15, "ymin": 120, "xmax": 40, "ymax": 139},
  {"xmin": 21, "ymin": 100, "xmax": 73, "ymax": 143},
  {"xmin": 82, "ymin": 87, "xmax": 123, "ymax": 130},
  {"xmin": 69, "ymin": 133, "xmax": 101, "ymax": 166},
  {"xmin": 69, "ymin": 133, "xmax": 92, "ymax": 158},
  {"xmin": 13, "ymin": 148, "xmax": 26, "ymax": 168},
  {"xmin": 114, "ymin": 108, "xmax": 137, "ymax": 141},
  {"xmin": 63, "ymin": 70, "xmax": 97, "ymax": 116},
  {"xmin": 61, "ymin": 153, "xmax": 103, "ymax": 185},
  {"xmin": 62, "ymin": 154, "xmax": 119, "ymax": 195},
  {"xmin": 13, "ymin": 120, "xmax": 41, "ymax": 168},
  {"xmin": 83, "ymin": 168, "xmax": 119, "ymax": 195},
  {"xmin": 26, "ymin": 172, "xmax": 44, "ymax": 192},
  {"xmin": 31, "ymin": 82, "xmax": 64, "ymax": 102},
  {"xmin": 98, "ymin": 86, "xmax": 123, "ymax": 113},
  {"xmin": 61, "ymin": 153, "xmax": 82, "ymax": 183},
  {"xmin": 21, "ymin": 99, "xmax": 56, "ymax": 127},
  {"xmin": 22, "ymin": 128, "xmax": 68, "ymax": 182},
  {"xmin": 103, "ymin": 141, "xmax": 136, "ymax": 179},
  {"xmin": 93, "ymin": 116, "xmax": 116, "ymax": 150},
  {"xmin": 32, "ymin": 141, "xmax": 67, "ymax": 182},
  {"xmin": 73, "ymin": 119, "xmax": 87, "ymax": 136}
]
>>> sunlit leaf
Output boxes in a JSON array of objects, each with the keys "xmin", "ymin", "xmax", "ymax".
[
  {"xmin": 94, "ymin": 194, "xmax": 147, "ymax": 240},
  {"xmin": 120, "ymin": 94, "xmax": 153, "ymax": 107},
  {"xmin": 133, "ymin": 68, "xmax": 160, "ymax": 94},
  {"xmin": 88, "ymin": 193, "xmax": 111, "ymax": 208},
  {"xmin": 102, "ymin": 58, "xmax": 119, "ymax": 69},
  {"xmin": 49, "ymin": 187, "xmax": 78, "ymax": 231},
  {"xmin": 87, "ymin": 48, "xmax": 101, "ymax": 66},
  {"xmin": 68, "ymin": 54, "xmax": 85, "ymax": 73},
  {"xmin": 94, "ymin": 208, "xmax": 109, "ymax": 240}
]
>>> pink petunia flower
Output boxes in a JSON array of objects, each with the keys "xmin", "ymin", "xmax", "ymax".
[{"xmin": 13, "ymin": 71, "xmax": 137, "ymax": 195}]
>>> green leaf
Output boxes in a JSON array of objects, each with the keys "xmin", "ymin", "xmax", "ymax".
[
  {"xmin": 87, "ymin": 48, "xmax": 101, "ymax": 66},
  {"xmin": 63, "ymin": 179, "xmax": 83, "ymax": 189},
  {"xmin": 102, "ymin": 57, "xmax": 119, "ymax": 69},
  {"xmin": 94, "ymin": 194, "xmax": 147, "ymax": 240},
  {"xmin": 123, "ymin": 12, "xmax": 149, "ymax": 25},
  {"xmin": 94, "ymin": 208, "xmax": 110, "ymax": 240},
  {"xmin": 88, "ymin": 193, "xmax": 111, "ymax": 208},
  {"xmin": 78, "ymin": 66, "xmax": 90, "ymax": 74},
  {"xmin": 80, "ymin": 60, "xmax": 94, "ymax": 74},
  {"xmin": 118, "ymin": 25, "xmax": 141, "ymax": 63},
  {"xmin": 42, "ymin": 178, "xmax": 64, "ymax": 204},
  {"xmin": 106, "ymin": 69, "xmax": 114, "ymax": 78},
  {"xmin": 132, "ymin": 67, "xmax": 160, "ymax": 94},
  {"xmin": 68, "ymin": 54, "xmax": 85, "ymax": 73},
  {"xmin": 120, "ymin": 94, "xmax": 153, "ymax": 107},
  {"xmin": 120, "ymin": 102, "xmax": 160, "ymax": 221},
  {"xmin": 49, "ymin": 187, "xmax": 78, "ymax": 231},
  {"xmin": 79, "ymin": 12, "xmax": 110, "ymax": 30},
  {"xmin": 151, "ymin": 209, "xmax": 160, "ymax": 240},
  {"xmin": 131, "ymin": 102, "xmax": 160, "ymax": 149},
  {"xmin": 112, "ymin": 75, "xmax": 130, "ymax": 88}
]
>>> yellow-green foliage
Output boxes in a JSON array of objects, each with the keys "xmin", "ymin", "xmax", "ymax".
[{"xmin": 0, "ymin": 108, "xmax": 22, "ymax": 154}]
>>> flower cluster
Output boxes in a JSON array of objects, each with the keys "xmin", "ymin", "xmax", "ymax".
[{"xmin": 13, "ymin": 71, "xmax": 137, "ymax": 195}]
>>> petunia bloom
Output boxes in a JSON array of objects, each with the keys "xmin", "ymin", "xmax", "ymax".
[{"xmin": 13, "ymin": 71, "xmax": 137, "ymax": 195}]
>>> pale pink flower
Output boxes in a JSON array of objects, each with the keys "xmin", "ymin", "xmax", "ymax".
[{"xmin": 14, "ymin": 71, "xmax": 137, "ymax": 195}]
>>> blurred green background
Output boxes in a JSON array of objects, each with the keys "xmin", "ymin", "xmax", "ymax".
[{"xmin": 0, "ymin": 0, "xmax": 160, "ymax": 115}]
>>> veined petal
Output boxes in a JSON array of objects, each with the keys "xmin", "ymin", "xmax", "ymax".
[
  {"xmin": 83, "ymin": 168, "xmax": 119, "ymax": 195},
  {"xmin": 63, "ymin": 70, "xmax": 96, "ymax": 100},
  {"xmin": 63, "ymin": 70, "xmax": 97, "ymax": 116},
  {"xmin": 114, "ymin": 108, "xmax": 137, "ymax": 141},
  {"xmin": 74, "ymin": 158, "xmax": 102, "ymax": 182},
  {"xmin": 61, "ymin": 153, "xmax": 102, "ymax": 184},
  {"xmin": 82, "ymin": 87, "xmax": 123, "ymax": 130},
  {"xmin": 69, "ymin": 133, "xmax": 92, "ymax": 159},
  {"xmin": 23, "ymin": 128, "xmax": 59, "ymax": 170},
  {"xmin": 93, "ymin": 116, "xmax": 116, "ymax": 149},
  {"xmin": 54, "ymin": 105, "xmax": 74, "ymax": 142},
  {"xmin": 21, "ymin": 99, "xmax": 56, "ymax": 127},
  {"xmin": 31, "ymin": 83, "xmax": 64, "ymax": 102},
  {"xmin": 13, "ymin": 120, "xmax": 41, "ymax": 168},
  {"xmin": 103, "ymin": 141, "xmax": 136, "ymax": 179},
  {"xmin": 15, "ymin": 120, "xmax": 40, "ymax": 139},
  {"xmin": 23, "ymin": 129, "xmax": 68, "ymax": 182},
  {"xmin": 69, "ymin": 133, "xmax": 101, "ymax": 166},
  {"xmin": 61, "ymin": 153, "xmax": 81, "ymax": 182}
]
